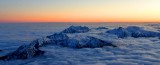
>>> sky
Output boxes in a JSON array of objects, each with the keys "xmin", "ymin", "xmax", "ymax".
[{"xmin": 0, "ymin": 0, "xmax": 160, "ymax": 22}]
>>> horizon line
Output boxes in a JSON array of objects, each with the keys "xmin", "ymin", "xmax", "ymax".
[{"xmin": 0, "ymin": 21, "xmax": 160, "ymax": 24}]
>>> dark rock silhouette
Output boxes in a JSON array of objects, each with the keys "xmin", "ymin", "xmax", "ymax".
[{"xmin": 96, "ymin": 27, "xmax": 108, "ymax": 30}]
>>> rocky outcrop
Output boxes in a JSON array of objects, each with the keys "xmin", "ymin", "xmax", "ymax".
[
  {"xmin": 45, "ymin": 33, "xmax": 117, "ymax": 48},
  {"xmin": 0, "ymin": 40, "xmax": 44, "ymax": 60},
  {"xmin": 106, "ymin": 27, "xmax": 131, "ymax": 38},
  {"xmin": 126, "ymin": 26, "xmax": 160, "ymax": 38},
  {"xmin": 106, "ymin": 26, "xmax": 160, "ymax": 38},
  {"xmin": 62, "ymin": 26, "xmax": 90, "ymax": 33},
  {"xmin": 66, "ymin": 36, "xmax": 117, "ymax": 48}
]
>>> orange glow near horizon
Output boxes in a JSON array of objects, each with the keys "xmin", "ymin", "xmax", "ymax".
[{"xmin": 0, "ymin": 0, "xmax": 160, "ymax": 22}]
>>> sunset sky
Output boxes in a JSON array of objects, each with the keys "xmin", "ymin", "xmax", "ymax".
[{"xmin": 0, "ymin": 0, "xmax": 160, "ymax": 22}]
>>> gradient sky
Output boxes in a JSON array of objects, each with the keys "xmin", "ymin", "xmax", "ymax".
[{"xmin": 0, "ymin": 0, "xmax": 160, "ymax": 22}]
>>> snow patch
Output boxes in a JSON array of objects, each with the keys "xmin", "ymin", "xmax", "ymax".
[
  {"xmin": 62, "ymin": 26, "xmax": 90, "ymax": 33},
  {"xmin": 106, "ymin": 26, "xmax": 160, "ymax": 38},
  {"xmin": 0, "ymin": 40, "xmax": 44, "ymax": 60},
  {"xmin": 44, "ymin": 33, "xmax": 117, "ymax": 48}
]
